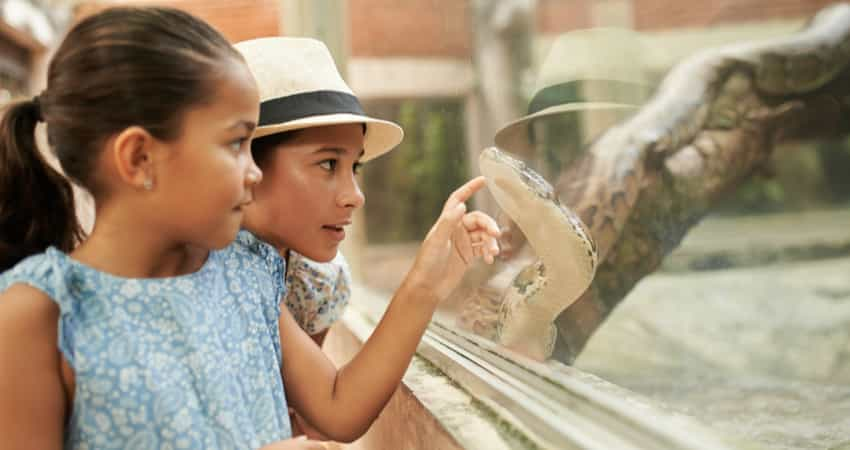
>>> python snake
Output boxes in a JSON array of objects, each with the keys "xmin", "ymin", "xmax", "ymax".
[{"xmin": 476, "ymin": 147, "xmax": 597, "ymax": 360}]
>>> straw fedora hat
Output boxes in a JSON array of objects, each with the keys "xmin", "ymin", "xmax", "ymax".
[
  {"xmin": 234, "ymin": 37, "xmax": 404, "ymax": 162},
  {"xmin": 494, "ymin": 28, "xmax": 655, "ymax": 154}
]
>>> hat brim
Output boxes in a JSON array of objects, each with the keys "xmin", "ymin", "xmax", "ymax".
[
  {"xmin": 494, "ymin": 102, "xmax": 638, "ymax": 154},
  {"xmin": 253, "ymin": 113, "xmax": 404, "ymax": 162}
]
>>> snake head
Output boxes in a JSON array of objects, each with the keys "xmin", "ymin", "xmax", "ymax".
[
  {"xmin": 479, "ymin": 147, "xmax": 597, "ymax": 269},
  {"xmin": 480, "ymin": 147, "xmax": 556, "ymax": 213}
]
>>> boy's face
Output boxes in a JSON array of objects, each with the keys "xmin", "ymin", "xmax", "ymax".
[{"xmin": 243, "ymin": 123, "xmax": 365, "ymax": 262}]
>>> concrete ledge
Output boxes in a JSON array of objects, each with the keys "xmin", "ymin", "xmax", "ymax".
[
  {"xmin": 323, "ymin": 306, "xmax": 525, "ymax": 450},
  {"xmin": 323, "ymin": 322, "xmax": 465, "ymax": 450}
]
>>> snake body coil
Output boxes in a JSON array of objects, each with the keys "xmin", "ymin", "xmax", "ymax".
[{"xmin": 479, "ymin": 147, "xmax": 597, "ymax": 360}]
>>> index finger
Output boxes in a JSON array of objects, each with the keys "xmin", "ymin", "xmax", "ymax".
[{"xmin": 442, "ymin": 176, "xmax": 486, "ymax": 213}]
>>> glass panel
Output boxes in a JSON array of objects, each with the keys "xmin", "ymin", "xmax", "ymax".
[{"xmin": 349, "ymin": 2, "xmax": 850, "ymax": 449}]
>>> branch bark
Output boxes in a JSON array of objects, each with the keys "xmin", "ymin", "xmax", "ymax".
[{"xmin": 467, "ymin": 0, "xmax": 534, "ymax": 213}]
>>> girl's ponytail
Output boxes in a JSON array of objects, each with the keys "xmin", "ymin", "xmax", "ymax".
[{"xmin": 0, "ymin": 97, "xmax": 81, "ymax": 272}]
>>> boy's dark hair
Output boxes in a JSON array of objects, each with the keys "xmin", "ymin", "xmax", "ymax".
[
  {"xmin": 250, "ymin": 124, "xmax": 367, "ymax": 169},
  {"xmin": 0, "ymin": 7, "xmax": 242, "ymax": 271},
  {"xmin": 251, "ymin": 129, "xmax": 301, "ymax": 169}
]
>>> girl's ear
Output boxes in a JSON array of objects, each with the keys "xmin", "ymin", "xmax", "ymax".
[{"xmin": 111, "ymin": 126, "xmax": 159, "ymax": 191}]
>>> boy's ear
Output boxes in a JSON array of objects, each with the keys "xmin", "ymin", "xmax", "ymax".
[{"xmin": 111, "ymin": 126, "xmax": 159, "ymax": 190}]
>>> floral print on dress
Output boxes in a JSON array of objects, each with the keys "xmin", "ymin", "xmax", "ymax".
[
  {"xmin": 284, "ymin": 251, "xmax": 351, "ymax": 335},
  {"xmin": 0, "ymin": 231, "xmax": 292, "ymax": 449}
]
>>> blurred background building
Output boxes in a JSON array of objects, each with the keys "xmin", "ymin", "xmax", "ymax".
[
  {"xmin": 6, "ymin": 0, "xmax": 845, "ymax": 289},
  {"xmin": 0, "ymin": 0, "xmax": 67, "ymax": 101},
  {"xmin": 7, "ymin": 0, "xmax": 841, "ymax": 250}
]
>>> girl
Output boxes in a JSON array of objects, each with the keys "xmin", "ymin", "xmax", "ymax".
[
  {"xmin": 0, "ymin": 12, "xmax": 499, "ymax": 450},
  {"xmin": 235, "ymin": 36, "xmax": 501, "ymax": 443},
  {"xmin": 0, "ymin": 7, "xmax": 292, "ymax": 449}
]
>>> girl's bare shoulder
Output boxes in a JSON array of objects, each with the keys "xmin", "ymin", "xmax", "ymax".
[
  {"xmin": 0, "ymin": 283, "xmax": 59, "ymax": 338},
  {"xmin": 0, "ymin": 283, "xmax": 68, "ymax": 449}
]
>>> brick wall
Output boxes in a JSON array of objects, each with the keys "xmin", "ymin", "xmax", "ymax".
[
  {"xmin": 537, "ymin": 0, "xmax": 592, "ymax": 34},
  {"xmin": 535, "ymin": 0, "xmax": 836, "ymax": 33},
  {"xmin": 348, "ymin": 0, "xmax": 470, "ymax": 58},
  {"xmin": 77, "ymin": 0, "xmax": 838, "ymax": 53},
  {"xmin": 632, "ymin": 0, "xmax": 838, "ymax": 30},
  {"xmin": 76, "ymin": 0, "xmax": 280, "ymax": 43}
]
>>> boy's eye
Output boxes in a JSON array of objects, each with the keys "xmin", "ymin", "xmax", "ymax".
[
  {"xmin": 319, "ymin": 159, "xmax": 337, "ymax": 171},
  {"xmin": 229, "ymin": 138, "xmax": 247, "ymax": 152},
  {"xmin": 353, "ymin": 162, "xmax": 363, "ymax": 174}
]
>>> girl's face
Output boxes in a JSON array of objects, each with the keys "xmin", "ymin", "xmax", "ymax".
[
  {"xmin": 243, "ymin": 123, "xmax": 366, "ymax": 262},
  {"xmin": 153, "ymin": 60, "xmax": 262, "ymax": 249}
]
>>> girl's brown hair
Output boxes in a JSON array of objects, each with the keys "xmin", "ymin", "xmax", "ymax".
[{"xmin": 0, "ymin": 7, "xmax": 242, "ymax": 271}]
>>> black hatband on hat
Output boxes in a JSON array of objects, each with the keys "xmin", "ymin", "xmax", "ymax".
[
  {"xmin": 259, "ymin": 90, "xmax": 365, "ymax": 126},
  {"xmin": 526, "ymin": 79, "xmax": 649, "ymax": 116}
]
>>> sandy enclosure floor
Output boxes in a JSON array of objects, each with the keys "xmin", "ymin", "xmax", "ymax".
[{"xmin": 576, "ymin": 256, "xmax": 850, "ymax": 450}]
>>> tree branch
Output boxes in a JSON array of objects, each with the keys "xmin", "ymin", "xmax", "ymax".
[{"xmin": 552, "ymin": 4, "xmax": 850, "ymax": 362}]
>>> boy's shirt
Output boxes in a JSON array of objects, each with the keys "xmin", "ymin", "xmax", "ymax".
[{"xmin": 284, "ymin": 251, "xmax": 351, "ymax": 335}]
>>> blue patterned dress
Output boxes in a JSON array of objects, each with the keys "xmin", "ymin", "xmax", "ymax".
[{"xmin": 0, "ymin": 231, "xmax": 292, "ymax": 450}]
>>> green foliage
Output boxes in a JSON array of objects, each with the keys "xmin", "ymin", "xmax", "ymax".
[
  {"xmin": 817, "ymin": 138, "xmax": 850, "ymax": 204},
  {"xmin": 533, "ymin": 112, "xmax": 583, "ymax": 179},
  {"xmin": 362, "ymin": 100, "xmax": 468, "ymax": 243},
  {"xmin": 719, "ymin": 176, "xmax": 787, "ymax": 214},
  {"xmin": 717, "ymin": 140, "xmax": 850, "ymax": 215}
]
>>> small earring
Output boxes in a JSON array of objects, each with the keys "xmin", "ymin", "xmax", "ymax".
[{"xmin": 143, "ymin": 179, "xmax": 153, "ymax": 191}]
